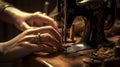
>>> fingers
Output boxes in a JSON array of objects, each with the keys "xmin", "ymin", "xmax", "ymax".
[
  {"xmin": 15, "ymin": 21, "xmax": 30, "ymax": 31},
  {"xmin": 18, "ymin": 33, "xmax": 63, "ymax": 51},
  {"xmin": 17, "ymin": 42, "xmax": 56, "ymax": 53},
  {"xmin": 26, "ymin": 26, "xmax": 62, "ymax": 43},
  {"xmin": 31, "ymin": 11, "xmax": 58, "ymax": 28},
  {"xmin": 18, "ymin": 35, "xmax": 37, "ymax": 42},
  {"xmin": 16, "ymin": 25, "xmax": 63, "ymax": 52},
  {"xmin": 39, "ymin": 33, "xmax": 63, "ymax": 50},
  {"xmin": 17, "ymin": 41, "xmax": 38, "ymax": 48}
]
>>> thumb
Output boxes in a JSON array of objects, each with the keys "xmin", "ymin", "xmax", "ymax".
[{"xmin": 15, "ymin": 22, "xmax": 30, "ymax": 31}]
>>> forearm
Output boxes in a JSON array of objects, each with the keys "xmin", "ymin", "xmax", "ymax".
[
  {"xmin": 0, "ymin": 6, "xmax": 22, "ymax": 24},
  {"xmin": 0, "ymin": 0, "xmax": 13, "ymax": 23},
  {"xmin": 0, "ymin": 0, "xmax": 27, "ymax": 24},
  {"xmin": 0, "ymin": 43, "xmax": 34, "ymax": 62},
  {"xmin": 0, "ymin": 0, "xmax": 11, "ymax": 12},
  {"xmin": 0, "ymin": 30, "xmax": 34, "ymax": 62}
]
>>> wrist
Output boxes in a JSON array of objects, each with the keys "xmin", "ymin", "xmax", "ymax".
[
  {"xmin": 0, "ymin": 7, "xmax": 17, "ymax": 24},
  {"xmin": 0, "ymin": 6, "xmax": 27, "ymax": 24},
  {"xmin": 0, "ymin": 5, "xmax": 11, "ymax": 14}
]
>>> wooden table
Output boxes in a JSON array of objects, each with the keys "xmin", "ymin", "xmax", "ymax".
[
  {"xmin": 23, "ymin": 36, "xmax": 120, "ymax": 67},
  {"xmin": 23, "ymin": 49, "xmax": 95, "ymax": 67}
]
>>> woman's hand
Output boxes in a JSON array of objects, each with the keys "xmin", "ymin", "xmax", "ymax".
[
  {"xmin": 1, "ymin": 7, "xmax": 58, "ymax": 31},
  {"xmin": 0, "ymin": 26, "xmax": 63, "ymax": 61},
  {"xmin": 19, "ymin": 26, "xmax": 63, "ymax": 52},
  {"xmin": 2, "ymin": 26, "xmax": 63, "ymax": 54}
]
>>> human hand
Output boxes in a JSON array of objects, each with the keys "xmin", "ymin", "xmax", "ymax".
[
  {"xmin": 26, "ymin": 12, "xmax": 58, "ymax": 29},
  {"xmin": 0, "ymin": 26, "xmax": 62, "ymax": 61},
  {"xmin": 0, "ymin": 26, "xmax": 63, "ymax": 61},
  {"xmin": 21, "ymin": 26, "xmax": 63, "ymax": 52},
  {"xmin": 15, "ymin": 11, "xmax": 58, "ymax": 31},
  {"xmin": 4, "ymin": 26, "xmax": 63, "ymax": 53},
  {"xmin": 2, "ymin": 7, "xmax": 58, "ymax": 31}
]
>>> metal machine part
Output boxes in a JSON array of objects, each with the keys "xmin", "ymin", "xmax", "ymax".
[{"xmin": 55, "ymin": 0, "xmax": 116, "ymax": 52}]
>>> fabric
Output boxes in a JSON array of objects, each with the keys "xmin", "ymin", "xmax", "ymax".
[{"xmin": 0, "ymin": 0, "xmax": 12, "ymax": 14}]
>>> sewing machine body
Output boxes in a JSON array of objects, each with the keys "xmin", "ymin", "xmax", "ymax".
[{"xmin": 56, "ymin": 0, "xmax": 116, "ymax": 51}]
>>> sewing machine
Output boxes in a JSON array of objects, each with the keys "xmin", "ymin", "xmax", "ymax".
[
  {"xmin": 55, "ymin": 0, "xmax": 116, "ymax": 53},
  {"xmin": 22, "ymin": 1, "xmax": 119, "ymax": 67}
]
